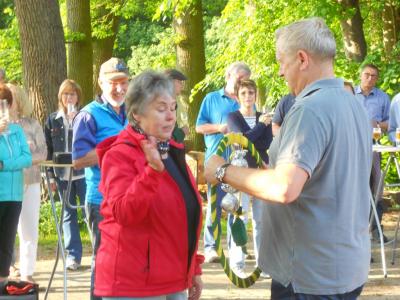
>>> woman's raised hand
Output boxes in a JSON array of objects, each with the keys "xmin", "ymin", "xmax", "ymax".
[{"xmin": 140, "ymin": 136, "xmax": 165, "ymax": 172}]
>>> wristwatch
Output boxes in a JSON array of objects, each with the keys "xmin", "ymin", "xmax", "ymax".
[{"xmin": 215, "ymin": 163, "xmax": 231, "ymax": 183}]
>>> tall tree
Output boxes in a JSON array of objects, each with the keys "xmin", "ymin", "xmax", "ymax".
[
  {"xmin": 382, "ymin": 1, "xmax": 399, "ymax": 57},
  {"xmin": 173, "ymin": 0, "xmax": 206, "ymax": 151},
  {"xmin": 337, "ymin": 0, "xmax": 367, "ymax": 62},
  {"xmin": 66, "ymin": 0, "xmax": 93, "ymax": 104},
  {"xmin": 14, "ymin": 0, "xmax": 66, "ymax": 124},
  {"xmin": 91, "ymin": 1, "xmax": 121, "ymax": 96}
]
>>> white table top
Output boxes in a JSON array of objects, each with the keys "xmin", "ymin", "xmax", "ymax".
[
  {"xmin": 39, "ymin": 160, "xmax": 73, "ymax": 167},
  {"xmin": 373, "ymin": 145, "xmax": 400, "ymax": 153}
]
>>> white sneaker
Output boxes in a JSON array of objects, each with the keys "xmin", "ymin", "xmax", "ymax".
[
  {"xmin": 66, "ymin": 258, "xmax": 80, "ymax": 271},
  {"xmin": 205, "ymin": 249, "xmax": 220, "ymax": 263}
]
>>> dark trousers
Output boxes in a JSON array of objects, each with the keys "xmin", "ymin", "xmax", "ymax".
[
  {"xmin": 271, "ymin": 280, "xmax": 363, "ymax": 300},
  {"xmin": 0, "ymin": 202, "xmax": 22, "ymax": 277},
  {"xmin": 86, "ymin": 202, "xmax": 103, "ymax": 300}
]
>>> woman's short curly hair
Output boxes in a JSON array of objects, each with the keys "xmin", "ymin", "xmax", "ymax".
[{"xmin": 125, "ymin": 70, "xmax": 174, "ymax": 124}]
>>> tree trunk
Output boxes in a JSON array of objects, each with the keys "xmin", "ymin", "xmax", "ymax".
[
  {"xmin": 92, "ymin": 5, "xmax": 120, "ymax": 97},
  {"xmin": 382, "ymin": 1, "xmax": 399, "ymax": 57},
  {"xmin": 337, "ymin": 0, "xmax": 367, "ymax": 62},
  {"xmin": 173, "ymin": 0, "xmax": 206, "ymax": 152},
  {"xmin": 396, "ymin": 5, "xmax": 400, "ymax": 31},
  {"xmin": 14, "ymin": 0, "xmax": 66, "ymax": 124},
  {"xmin": 257, "ymin": 85, "xmax": 267, "ymax": 110},
  {"xmin": 66, "ymin": 0, "xmax": 93, "ymax": 105}
]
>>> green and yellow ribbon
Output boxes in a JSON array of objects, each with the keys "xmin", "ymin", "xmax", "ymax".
[{"xmin": 210, "ymin": 133, "xmax": 264, "ymax": 288}]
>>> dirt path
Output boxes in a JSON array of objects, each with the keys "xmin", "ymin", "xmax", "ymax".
[{"xmin": 12, "ymin": 212, "xmax": 400, "ymax": 299}]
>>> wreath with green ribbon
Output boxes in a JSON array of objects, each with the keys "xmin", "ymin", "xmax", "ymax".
[{"xmin": 210, "ymin": 132, "xmax": 264, "ymax": 288}]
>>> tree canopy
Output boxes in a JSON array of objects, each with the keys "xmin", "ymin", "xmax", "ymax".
[{"xmin": 0, "ymin": 0, "xmax": 398, "ymax": 148}]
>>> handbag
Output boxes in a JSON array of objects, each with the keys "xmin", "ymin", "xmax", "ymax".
[{"xmin": 0, "ymin": 281, "xmax": 39, "ymax": 300}]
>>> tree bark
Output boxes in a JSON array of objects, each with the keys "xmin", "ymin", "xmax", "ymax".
[
  {"xmin": 257, "ymin": 84, "xmax": 267, "ymax": 110},
  {"xmin": 66, "ymin": 0, "xmax": 93, "ymax": 105},
  {"xmin": 337, "ymin": 0, "xmax": 367, "ymax": 62},
  {"xmin": 14, "ymin": 0, "xmax": 66, "ymax": 124},
  {"xmin": 92, "ymin": 4, "xmax": 120, "ymax": 97},
  {"xmin": 382, "ymin": 1, "xmax": 399, "ymax": 57},
  {"xmin": 173, "ymin": 0, "xmax": 206, "ymax": 152}
]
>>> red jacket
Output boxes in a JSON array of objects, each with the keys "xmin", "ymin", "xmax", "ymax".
[{"xmin": 94, "ymin": 126, "xmax": 204, "ymax": 297}]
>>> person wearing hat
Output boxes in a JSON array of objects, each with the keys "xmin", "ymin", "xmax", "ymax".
[
  {"xmin": 72, "ymin": 57, "xmax": 129, "ymax": 300},
  {"xmin": 165, "ymin": 68, "xmax": 187, "ymax": 96},
  {"xmin": 165, "ymin": 69, "xmax": 189, "ymax": 143}
]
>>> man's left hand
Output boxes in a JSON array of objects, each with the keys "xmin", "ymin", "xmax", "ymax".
[
  {"xmin": 205, "ymin": 155, "xmax": 226, "ymax": 184},
  {"xmin": 188, "ymin": 275, "xmax": 203, "ymax": 300}
]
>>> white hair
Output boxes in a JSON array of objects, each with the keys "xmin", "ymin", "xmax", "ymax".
[
  {"xmin": 275, "ymin": 17, "xmax": 336, "ymax": 60},
  {"xmin": 225, "ymin": 62, "xmax": 251, "ymax": 78}
]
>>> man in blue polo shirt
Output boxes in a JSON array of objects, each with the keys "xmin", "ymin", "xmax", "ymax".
[
  {"xmin": 355, "ymin": 64, "xmax": 391, "ymax": 242},
  {"xmin": 196, "ymin": 62, "xmax": 251, "ymax": 264},
  {"xmin": 72, "ymin": 57, "xmax": 129, "ymax": 300}
]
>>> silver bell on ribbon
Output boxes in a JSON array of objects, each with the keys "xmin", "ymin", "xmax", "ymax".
[
  {"xmin": 221, "ymin": 192, "xmax": 240, "ymax": 214},
  {"xmin": 221, "ymin": 148, "xmax": 248, "ymax": 194},
  {"xmin": 230, "ymin": 149, "xmax": 248, "ymax": 168}
]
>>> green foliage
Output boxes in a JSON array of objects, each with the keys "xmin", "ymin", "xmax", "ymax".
[
  {"xmin": 64, "ymin": 29, "xmax": 87, "ymax": 43},
  {"xmin": 0, "ymin": 5, "xmax": 22, "ymax": 83},
  {"xmin": 153, "ymin": 0, "xmax": 193, "ymax": 20},
  {"xmin": 90, "ymin": 0, "xmax": 131, "ymax": 40},
  {"xmin": 114, "ymin": 19, "xmax": 168, "ymax": 64},
  {"xmin": 199, "ymin": 0, "xmax": 400, "ymax": 108},
  {"xmin": 39, "ymin": 200, "xmax": 87, "ymax": 240},
  {"xmin": 39, "ymin": 201, "xmax": 61, "ymax": 238},
  {"xmin": 0, "ymin": 0, "xmax": 13, "ymax": 29},
  {"xmin": 127, "ymin": 27, "xmax": 175, "ymax": 75},
  {"xmin": 203, "ymin": 0, "xmax": 290, "ymax": 104}
]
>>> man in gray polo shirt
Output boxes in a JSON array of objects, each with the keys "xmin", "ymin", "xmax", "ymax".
[{"xmin": 205, "ymin": 17, "xmax": 371, "ymax": 299}]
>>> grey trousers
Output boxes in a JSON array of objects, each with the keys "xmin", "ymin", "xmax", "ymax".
[
  {"xmin": 370, "ymin": 151, "xmax": 384, "ymax": 229},
  {"xmin": 102, "ymin": 290, "xmax": 187, "ymax": 300}
]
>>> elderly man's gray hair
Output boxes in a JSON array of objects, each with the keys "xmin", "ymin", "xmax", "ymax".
[
  {"xmin": 125, "ymin": 70, "xmax": 174, "ymax": 125},
  {"xmin": 275, "ymin": 17, "xmax": 336, "ymax": 60},
  {"xmin": 225, "ymin": 62, "xmax": 251, "ymax": 78}
]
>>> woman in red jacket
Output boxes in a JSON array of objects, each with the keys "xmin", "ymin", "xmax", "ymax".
[{"xmin": 95, "ymin": 70, "xmax": 204, "ymax": 300}]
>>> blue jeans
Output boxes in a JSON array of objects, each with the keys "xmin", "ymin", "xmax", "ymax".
[
  {"xmin": 86, "ymin": 202, "xmax": 103, "ymax": 300},
  {"xmin": 203, "ymin": 183, "xmax": 225, "ymax": 253},
  {"xmin": 58, "ymin": 178, "xmax": 86, "ymax": 263},
  {"xmin": 271, "ymin": 280, "xmax": 363, "ymax": 300}
]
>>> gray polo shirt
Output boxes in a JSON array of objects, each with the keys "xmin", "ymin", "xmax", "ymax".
[{"xmin": 259, "ymin": 78, "xmax": 372, "ymax": 295}]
